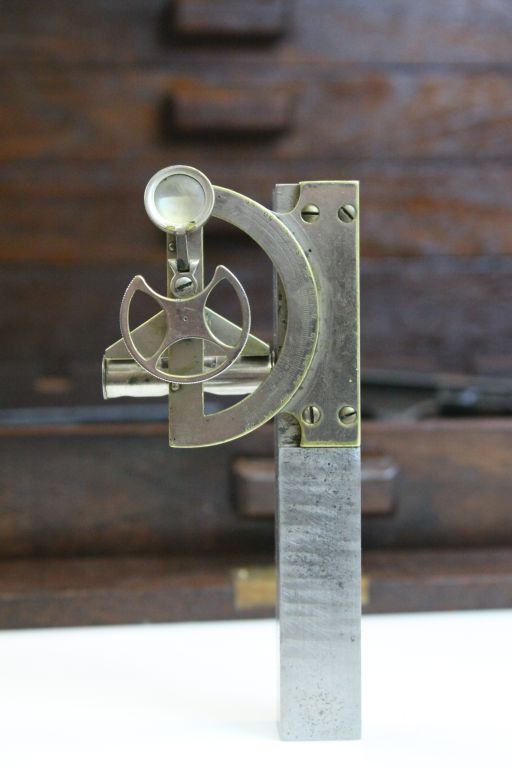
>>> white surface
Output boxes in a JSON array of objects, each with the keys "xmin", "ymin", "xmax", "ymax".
[{"xmin": 0, "ymin": 611, "xmax": 510, "ymax": 767}]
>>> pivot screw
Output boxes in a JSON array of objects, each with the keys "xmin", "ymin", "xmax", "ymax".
[
  {"xmin": 338, "ymin": 204, "xmax": 357, "ymax": 223},
  {"xmin": 338, "ymin": 406, "xmax": 357, "ymax": 426},
  {"xmin": 302, "ymin": 405, "xmax": 322, "ymax": 425},
  {"xmin": 174, "ymin": 275, "xmax": 195, "ymax": 295},
  {"xmin": 301, "ymin": 204, "xmax": 320, "ymax": 223}
]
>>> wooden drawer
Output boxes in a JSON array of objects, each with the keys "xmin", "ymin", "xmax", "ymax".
[
  {"xmin": 2, "ymin": 418, "xmax": 512, "ymax": 556},
  {"xmin": 1, "ymin": 0, "xmax": 512, "ymax": 632},
  {"xmin": 0, "ymin": 415, "xmax": 512, "ymax": 627},
  {"xmin": 2, "ymin": 161, "xmax": 512, "ymax": 264},
  {"xmin": 3, "ymin": 68, "xmax": 511, "ymax": 164},
  {"xmin": 2, "ymin": 0, "xmax": 512, "ymax": 65},
  {"xmin": 2, "ymin": 63, "xmax": 512, "ymax": 268}
]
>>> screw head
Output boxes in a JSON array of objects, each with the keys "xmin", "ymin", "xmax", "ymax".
[
  {"xmin": 174, "ymin": 275, "xmax": 195, "ymax": 295},
  {"xmin": 338, "ymin": 204, "xmax": 357, "ymax": 223},
  {"xmin": 302, "ymin": 405, "xmax": 322, "ymax": 425},
  {"xmin": 338, "ymin": 406, "xmax": 357, "ymax": 426},
  {"xmin": 301, "ymin": 204, "xmax": 320, "ymax": 223}
]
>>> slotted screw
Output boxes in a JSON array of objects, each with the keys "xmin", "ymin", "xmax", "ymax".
[
  {"xmin": 338, "ymin": 204, "xmax": 357, "ymax": 223},
  {"xmin": 302, "ymin": 405, "xmax": 322, "ymax": 425},
  {"xmin": 174, "ymin": 275, "xmax": 194, "ymax": 295},
  {"xmin": 338, "ymin": 406, "xmax": 357, "ymax": 426},
  {"xmin": 301, "ymin": 204, "xmax": 320, "ymax": 223}
]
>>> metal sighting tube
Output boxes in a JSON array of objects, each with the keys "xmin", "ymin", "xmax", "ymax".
[
  {"xmin": 103, "ymin": 355, "xmax": 272, "ymax": 398},
  {"xmin": 274, "ymin": 181, "xmax": 361, "ymax": 740}
]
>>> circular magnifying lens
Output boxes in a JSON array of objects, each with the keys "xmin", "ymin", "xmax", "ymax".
[{"xmin": 144, "ymin": 165, "xmax": 215, "ymax": 232}]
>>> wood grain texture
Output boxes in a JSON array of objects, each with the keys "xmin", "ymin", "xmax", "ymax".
[
  {"xmin": 0, "ymin": 422, "xmax": 274, "ymax": 558},
  {"xmin": 174, "ymin": 0, "xmax": 289, "ymax": 38},
  {"xmin": 363, "ymin": 548, "xmax": 512, "ymax": 614},
  {"xmin": 2, "ymin": 0, "xmax": 512, "ymax": 64},
  {"xmin": 0, "ymin": 556, "xmax": 245, "ymax": 628},
  {"xmin": 2, "ymin": 163, "xmax": 512, "ymax": 262},
  {"xmin": 1, "ymin": 69, "xmax": 511, "ymax": 163},
  {"xmin": 170, "ymin": 84, "xmax": 294, "ymax": 134},
  {"xmin": 0, "ymin": 549, "xmax": 511, "ymax": 628},
  {"xmin": 1, "ymin": 0, "xmax": 511, "ymax": 631},
  {"xmin": 362, "ymin": 420, "xmax": 512, "ymax": 547},
  {"xmin": 1, "ymin": 419, "xmax": 512, "ymax": 557}
]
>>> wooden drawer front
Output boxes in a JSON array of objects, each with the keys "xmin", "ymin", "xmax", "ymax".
[
  {"xmin": 0, "ymin": 423, "xmax": 274, "ymax": 558},
  {"xmin": 1, "ymin": 420, "xmax": 512, "ymax": 558},
  {"xmin": 2, "ymin": 69, "xmax": 510, "ymax": 163},
  {"xmin": 170, "ymin": 84, "xmax": 294, "ymax": 135},
  {"xmin": 2, "ymin": 66, "xmax": 512, "ymax": 269},
  {"xmin": 174, "ymin": 0, "xmax": 289, "ymax": 39},
  {"xmin": 2, "ymin": 163, "xmax": 512, "ymax": 262},
  {"xmin": 2, "ymin": 1, "xmax": 512, "ymax": 65},
  {"xmin": 2, "ymin": 1, "xmax": 512, "ymax": 403},
  {"xmin": 231, "ymin": 421, "xmax": 512, "ymax": 548}
]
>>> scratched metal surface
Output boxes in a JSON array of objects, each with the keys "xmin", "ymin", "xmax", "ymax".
[{"xmin": 276, "ymin": 446, "xmax": 361, "ymax": 740}]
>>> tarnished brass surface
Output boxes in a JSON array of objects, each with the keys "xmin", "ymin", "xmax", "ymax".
[
  {"xmin": 274, "ymin": 181, "xmax": 360, "ymax": 447},
  {"xmin": 167, "ymin": 185, "xmax": 318, "ymax": 447},
  {"xmin": 104, "ymin": 168, "xmax": 361, "ymax": 449}
]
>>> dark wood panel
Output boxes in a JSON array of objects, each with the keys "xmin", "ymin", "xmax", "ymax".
[
  {"xmin": 2, "ymin": 69, "xmax": 512, "ymax": 163},
  {"xmin": 0, "ymin": 422, "xmax": 274, "ymax": 558},
  {"xmin": 174, "ymin": 0, "xmax": 289, "ymax": 39},
  {"xmin": 1, "ymin": 416, "xmax": 511, "ymax": 626},
  {"xmin": 363, "ymin": 548, "xmax": 512, "ymax": 613},
  {"xmin": 363, "ymin": 421, "xmax": 512, "ymax": 547},
  {"xmin": 0, "ymin": 556, "xmax": 245, "ymax": 628},
  {"xmin": 210, "ymin": 417, "xmax": 512, "ymax": 548},
  {"xmin": 290, "ymin": 0, "xmax": 512, "ymax": 66},
  {"xmin": 2, "ymin": 162, "xmax": 512, "ymax": 262},
  {"xmin": 2, "ymin": 0, "xmax": 512, "ymax": 65},
  {"xmin": 171, "ymin": 84, "xmax": 294, "ymax": 135},
  {"xmin": 0, "ymin": 549, "xmax": 511, "ymax": 628},
  {"xmin": 1, "ymin": 419, "xmax": 512, "ymax": 557},
  {"xmin": 361, "ymin": 255, "xmax": 512, "ymax": 374}
]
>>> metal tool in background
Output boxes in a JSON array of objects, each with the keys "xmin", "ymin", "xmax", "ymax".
[{"xmin": 102, "ymin": 165, "xmax": 360, "ymax": 741}]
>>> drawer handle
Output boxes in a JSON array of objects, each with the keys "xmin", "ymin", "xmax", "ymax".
[
  {"xmin": 169, "ymin": 85, "xmax": 294, "ymax": 136},
  {"xmin": 173, "ymin": 0, "xmax": 289, "ymax": 39},
  {"xmin": 233, "ymin": 455, "xmax": 399, "ymax": 518}
]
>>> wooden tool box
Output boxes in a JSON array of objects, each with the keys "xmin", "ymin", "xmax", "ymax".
[{"xmin": 1, "ymin": 0, "xmax": 511, "ymax": 627}]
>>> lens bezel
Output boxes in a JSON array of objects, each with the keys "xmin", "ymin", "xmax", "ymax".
[{"xmin": 144, "ymin": 165, "xmax": 215, "ymax": 232}]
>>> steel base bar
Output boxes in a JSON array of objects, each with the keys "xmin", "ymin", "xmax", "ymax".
[{"xmin": 276, "ymin": 445, "xmax": 361, "ymax": 740}]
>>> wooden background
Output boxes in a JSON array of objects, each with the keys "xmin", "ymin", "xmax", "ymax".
[
  {"xmin": 1, "ymin": 0, "xmax": 512, "ymax": 408},
  {"xmin": 0, "ymin": 1, "xmax": 512, "ymax": 625}
]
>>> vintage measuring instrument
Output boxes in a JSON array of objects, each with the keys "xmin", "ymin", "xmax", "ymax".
[{"xmin": 102, "ymin": 165, "xmax": 361, "ymax": 740}]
